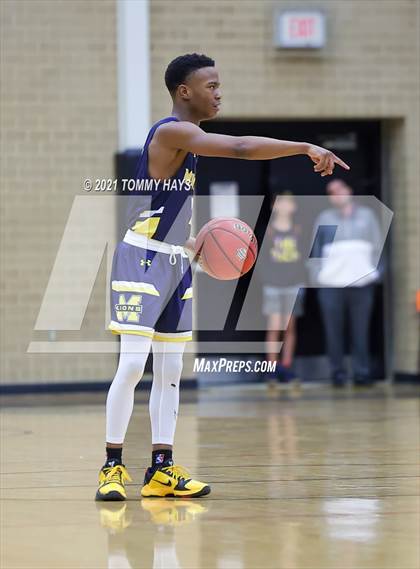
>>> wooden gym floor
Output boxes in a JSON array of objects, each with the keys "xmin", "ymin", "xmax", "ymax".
[{"xmin": 1, "ymin": 383, "xmax": 419, "ymax": 569}]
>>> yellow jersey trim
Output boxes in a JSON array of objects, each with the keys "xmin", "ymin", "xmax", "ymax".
[
  {"xmin": 109, "ymin": 320, "xmax": 155, "ymax": 337},
  {"xmin": 131, "ymin": 217, "xmax": 160, "ymax": 239},
  {"xmin": 111, "ymin": 281, "xmax": 160, "ymax": 296},
  {"xmin": 109, "ymin": 328, "xmax": 155, "ymax": 338},
  {"xmin": 181, "ymin": 287, "xmax": 193, "ymax": 300},
  {"xmin": 153, "ymin": 333, "xmax": 193, "ymax": 343}
]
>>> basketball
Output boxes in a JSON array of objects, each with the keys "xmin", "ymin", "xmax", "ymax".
[{"xmin": 194, "ymin": 217, "xmax": 258, "ymax": 280}]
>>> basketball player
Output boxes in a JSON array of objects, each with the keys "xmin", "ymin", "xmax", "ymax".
[{"xmin": 96, "ymin": 53, "xmax": 349, "ymax": 501}]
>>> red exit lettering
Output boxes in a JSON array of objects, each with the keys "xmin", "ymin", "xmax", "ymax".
[{"xmin": 289, "ymin": 17, "xmax": 315, "ymax": 39}]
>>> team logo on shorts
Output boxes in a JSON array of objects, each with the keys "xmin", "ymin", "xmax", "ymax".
[
  {"xmin": 115, "ymin": 294, "xmax": 143, "ymax": 323},
  {"xmin": 140, "ymin": 259, "xmax": 152, "ymax": 267}
]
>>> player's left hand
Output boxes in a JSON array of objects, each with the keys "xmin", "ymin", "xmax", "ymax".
[
  {"xmin": 184, "ymin": 237, "xmax": 202, "ymax": 263},
  {"xmin": 307, "ymin": 144, "xmax": 350, "ymax": 177},
  {"xmin": 184, "ymin": 237, "xmax": 196, "ymax": 253}
]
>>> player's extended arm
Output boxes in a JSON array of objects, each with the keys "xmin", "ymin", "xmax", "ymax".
[{"xmin": 157, "ymin": 121, "xmax": 350, "ymax": 177}]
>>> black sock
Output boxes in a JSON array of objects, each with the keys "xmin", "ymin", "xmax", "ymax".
[
  {"xmin": 105, "ymin": 446, "xmax": 122, "ymax": 466},
  {"xmin": 152, "ymin": 449, "xmax": 173, "ymax": 469}
]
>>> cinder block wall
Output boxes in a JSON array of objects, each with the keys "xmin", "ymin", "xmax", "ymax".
[
  {"xmin": 150, "ymin": 0, "xmax": 420, "ymax": 375},
  {"xmin": 0, "ymin": 0, "xmax": 119, "ymax": 384}
]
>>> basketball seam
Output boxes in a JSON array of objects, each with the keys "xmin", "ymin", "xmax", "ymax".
[
  {"xmin": 208, "ymin": 230, "xmax": 242, "ymax": 275},
  {"xmin": 210, "ymin": 227, "xmax": 257, "ymax": 261}
]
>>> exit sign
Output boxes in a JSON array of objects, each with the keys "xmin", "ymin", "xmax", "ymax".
[{"xmin": 274, "ymin": 10, "xmax": 326, "ymax": 49}]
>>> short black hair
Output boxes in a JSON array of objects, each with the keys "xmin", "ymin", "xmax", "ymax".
[{"xmin": 165, "ymin": 53, "xmax": 215, "ymax": 95}]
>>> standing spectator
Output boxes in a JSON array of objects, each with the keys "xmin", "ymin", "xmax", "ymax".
[
  {"xmin": 261, "ymin": 192, "xmax": 306, "ymax": 385},
  {"xmin": 310, "ymin": 179, "xmax": 382, "ymax": 387}
]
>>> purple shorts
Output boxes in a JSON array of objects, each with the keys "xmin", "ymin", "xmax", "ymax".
[{"xmin": 108, "ymin": 232, "xmax": 192, "ymax": 342}]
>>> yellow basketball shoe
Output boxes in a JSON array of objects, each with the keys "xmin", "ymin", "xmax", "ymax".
[
  {"xmin": 95, "ymin": 462, "xmax": 132, "ymax": 501},
  {"xmin": 140, "ymin": 462, "xmax": 211, "ymax": 498}
]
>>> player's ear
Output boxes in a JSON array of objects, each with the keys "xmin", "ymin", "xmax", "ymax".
[{"xmin": 178, "ymin": 84, "xmax": 191, "ymax": 100}]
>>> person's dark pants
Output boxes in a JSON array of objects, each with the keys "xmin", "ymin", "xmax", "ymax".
[{"xmin": 318, "ymin": 286, "xmax": 375, "ymax": 379}]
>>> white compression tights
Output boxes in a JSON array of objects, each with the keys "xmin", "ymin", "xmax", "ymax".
[{"xmin": 106, "ymin": 334, "xmax": 186, "ymax": 445}]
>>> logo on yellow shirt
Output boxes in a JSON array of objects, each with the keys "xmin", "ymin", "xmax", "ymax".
[{"xmin": 270, "ymin": 237, "xmax": 300, "ymax": 263}]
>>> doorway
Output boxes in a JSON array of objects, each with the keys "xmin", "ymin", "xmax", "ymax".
[{"xmin": 196, "ymin": 120, "xmax": 386, "ymax": 379}]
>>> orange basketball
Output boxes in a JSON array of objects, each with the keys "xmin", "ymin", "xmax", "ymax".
[{"xmin": 194, "ymin": 217, "xmax": 258, "ymax": 280}]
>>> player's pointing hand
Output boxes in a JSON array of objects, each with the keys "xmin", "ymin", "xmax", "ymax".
[{"xmin": 307, "ymin": 144, "xmax": 350, "ymax": 177}]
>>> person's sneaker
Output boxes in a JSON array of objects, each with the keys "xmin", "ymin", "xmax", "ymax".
[
  {"xmin": 140, "ymin": 461, "xmax": 211, "ymax": 498},
  {"xmin": 332, "ymin": 371, "xmax": 346, "ymax": 388},
  {"xmin": 95, "ymin": 462, "xmax": 132, "ymax": 501},
  {"xmin": 353, "ymin": 374, "xmax": 374, "ymax": 387},
  {"xmin": 277, "ymin": 365, "xmax": 297, "ymax": 384},
  {"xmin": 265, "ymin": 365, "xmax": 296, "ymax": 389}
]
